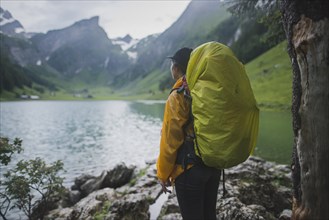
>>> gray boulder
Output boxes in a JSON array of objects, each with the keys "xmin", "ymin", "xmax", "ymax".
[
  {"xmin": 67, "ymin": 162, "xmax": 135, "ymax": 205},
  {"xmin": 71, "ymin": 174, "xmax": 95, "ymax": 191},
  {"xmin": 106, "ymin": 193, "xmax": 150, "ymax": 220},
  {"xmin": 157, "ymin": 194, "xmax": 181, "ymax": 220},
  {"xmin": 101, "ymin": 163, "xmax": 135, "ymax": 189},
  {"xmin": 47, "ymin": 188, "xmax": 116, "ymax": 220},
  {"xmin": 46, "ymin": 156, "xmax": 293, "ymax": 220},
  {"xmin": 80, "ymin": 171, "xmax": 107, "ymax": 197},
  {"xmin": 157, "ymin": 156, "xmax": 292, "ymax": 220}
]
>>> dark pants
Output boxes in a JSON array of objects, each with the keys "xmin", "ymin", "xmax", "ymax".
[{"xmin": 175, "ymin": 164, "xmax": 221, "ymax": 220}]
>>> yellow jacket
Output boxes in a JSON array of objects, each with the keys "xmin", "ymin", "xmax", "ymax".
[{"xmin": 156, "ymin": 77, "xmax": 193, "ymax": 183}]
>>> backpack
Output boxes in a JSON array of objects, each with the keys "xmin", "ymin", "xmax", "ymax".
[{"xmin": 186, "ymin": 41, "xmax": 259, "ymax": 169}]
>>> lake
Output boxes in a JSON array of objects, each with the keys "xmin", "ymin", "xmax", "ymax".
[{"xmin": 0, "ymin": 100, "xmax": 293, "ymax": 188}]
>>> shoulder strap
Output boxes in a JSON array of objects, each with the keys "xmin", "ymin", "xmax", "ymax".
[
  {"xmin": 170, "ymin": 76, "xmax": 191, "ymax": 97},
  {"xmin": 169, "ymin": 87, "xmax": 179, "ymax": 95}
]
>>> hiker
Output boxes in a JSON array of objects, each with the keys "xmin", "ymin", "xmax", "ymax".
[{"xmin": 156, "ymin": 47, "xmax": 221, "ymax": 220}]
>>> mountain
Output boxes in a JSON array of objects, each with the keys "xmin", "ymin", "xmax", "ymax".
[
  {"xmin": 114, "ymin": 0, "xmax": 231, "ymax": 90},
  {"xmin": 0, "ymin": 7, "xmax": 25, "ymax": 37},
  {"xmin": 1, "ymin": 1, "xmax": 290, "ymax": 106},
  {"xmin": 112, "ymin": 34, "xmax": 140, "ymax": 61},
  {"xmin": 1, "ymin": 14, "xmax": 132, "ymax": 88},
  {"xmin": 117, "ymin": 0, "xmax": 279, "ymax": 95},
  {"xmin": 30, "ymin": 16, "xmax": 130, "ymax": 79},
  {"xmin": 1, "ymin": 11, "xmax": 135, "ymax": 100},
  {"xmin": 205, "ymin": 15, "xmax": 274, "ymax": 64}
]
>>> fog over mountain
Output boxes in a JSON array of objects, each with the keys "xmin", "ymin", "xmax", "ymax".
[
  {"xmin": 1, "ymin": 11, "xmax": 134, "ymax": 80},
  {"xmin": 0, "ymin": 7, "xmax": 25, "ymax": 37},
  {"xmin": 1, "ymin": 0, "xmax": 277, "ymax": 98}
]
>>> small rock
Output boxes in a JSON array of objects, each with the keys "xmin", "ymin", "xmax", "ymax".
[
  {"xmin": 145, "ymin": 159, "xmax": 157, "ymax": 165},
  {"xmin": 61, "ymin": 190, "xmax": 82, "ymax": 207},
  {"xmin": 80, "ymin": 171, "xmax": 107, "ymax": 196},
  {"xmin": 71, "ymin": 174, "xmax": 95, "ymax": 191},
  {"xmin": 157, "ymin": 194, "xmax": 180, "ymax": 220},
  {"xmin": 279, "ymin": 209, "xmax": 292, "ymax": 220},
  {"xmin": 161, "ymin": 213, "xmax": 183, "ymax": 220}
]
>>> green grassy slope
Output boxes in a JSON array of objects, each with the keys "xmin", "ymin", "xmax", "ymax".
[
  {"xmin": 1, "ymin": 41, "xmax": 293, "ymax": 105},
  {"xmin": 245, "ymin": 41, "xmax": 292, "ymax": 110},
  {"xmin": 117, "ymin": 69, "xmax": 168, "ymax": 97},
  {"xmin": 130, "ymin": 41, "xmax": 293, "ymax": 109}
]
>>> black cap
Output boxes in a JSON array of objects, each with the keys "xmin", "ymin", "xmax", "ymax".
[{"xmin": 167, "ymin": 47, "xmax": 193, "ymax": 73}]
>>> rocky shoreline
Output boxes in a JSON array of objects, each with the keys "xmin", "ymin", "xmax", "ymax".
[{"xmin": 46, "ymin": 156, "xmax": 292, "ymax": 220}]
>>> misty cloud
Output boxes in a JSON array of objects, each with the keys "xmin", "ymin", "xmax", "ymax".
[{"xmin": 1, "ymin": 0, "xmax": 190, "ymax": 38}]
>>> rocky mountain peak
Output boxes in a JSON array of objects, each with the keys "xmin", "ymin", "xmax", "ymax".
[
  {"xmin": 122, "ymin": 34, "xmax": 133, "ymax": 43},
  {"xmin": 1, "ymin": 7, "xmax": 11, "ymax": 19},
  {"xmin": 72, "ymin": 16, "xmax": 100, "ymax": 28},
  {"xmin": 111, "ymin": 34, "xmax": 140, "ymax": 61},
  {"xmin": 0, "ymin": 7, "xmax": 25, "ymax": 36}
]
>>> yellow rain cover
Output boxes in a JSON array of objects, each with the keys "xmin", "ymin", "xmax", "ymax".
[{"xmin": 186, "ymin": 42, "xmax": 259, "ymax": 169}]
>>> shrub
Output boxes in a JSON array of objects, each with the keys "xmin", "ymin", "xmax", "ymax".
[{"xmin": 0, "ymin": 137, "xmax": 65, "ymax": 220}]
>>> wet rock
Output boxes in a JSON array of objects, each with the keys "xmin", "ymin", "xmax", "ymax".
[
  {"xmin": 217, "ymin": 197, "xmax": 276, "ymax": 220},
  {"xmin": 101, "ymin": 163, "xmax": 135, "ymax": 189},
  {"xmin": 225, "ymin": 157, "xmax": 292, "ymax": 218},
  {"xmin": 117, "ymin": 165, "xmax": 162, "ymax": 203},
  {"xmin": 61, "ymin": 189, "xmax": 82, "ymax": 207},
  {"xmin": 48, "ymin": 164, "xmax": 154, "ymax": 220},
  {"xmin": 157, "ymin": 194, "xmax": 181, "ymax": 220},
  {"xmin": 145, "ymin": 158, "xmax": 157, "ymax": 165},
  {"xmin": 279, "ymin": 209, "xmax": 292, "ymax": 220},
  {"xmin": 130, "ymin": 165, "xmax": 162, "ymax": 202},
  {"xmin": 47, "ymin": 188, "xmax": 116, "ymax": 220},
  {"xmin": 80, "ymin": 171, "xmax": 107, "ymax": 197},
  {"xmin": 107, "ymin": 193, "xmax": 150, "ymax": 220},
  {"xmin": 71, "ymin": 174, "xmax": 95, "ymax": 191},
  {"xmin": 160, "ymin": 213, "xmax": 183, "ymax": 220},
  {"xmin": 46, "ymin": 207, "xmax": 74, "ymax": 220},
  {"xmin": 46, "ymin": 156, "xmax": 293, "ymax": 220},
  {"xmin": 68, "ymin": 163, "xmax": 135, "ymax": 204},
  {"xmin": 157, "ymin": 156, "xmax": 292, "ymax": 220}
]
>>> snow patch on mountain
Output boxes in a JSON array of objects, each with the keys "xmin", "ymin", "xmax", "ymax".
[
  {"xmin": 104, "ymin": 57, "xmax": 110, "ymax": 68},
  {"xmin": 127, "ymin": 51, "xmax": 137, "ymax": 60},
  {"xmin": 112, "ymin": 34, "xmax": 140, "ymax": 60},
  {"xmin": 0, "ymin": 14, "xmax": 15, "ymax": 26},
  {"xmin": 112, "ymin": 38, "xmax": 140, "ymax": 51},
  {"xmin": 0, "ymin": 7, "xmax": 26, "ymax": 37},
  {"xmin": 15, "ymin": 27, "xmax": 24, "ymax": 34}
]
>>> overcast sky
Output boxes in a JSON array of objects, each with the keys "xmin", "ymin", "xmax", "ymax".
[{"xmin": 1, "ymin": 0, "xmax": 191, "ymax": 39}]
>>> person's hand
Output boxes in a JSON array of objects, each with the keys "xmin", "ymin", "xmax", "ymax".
[{"xmin": 159, "ymin": 179, "xmax": 172, "ymax": 194}]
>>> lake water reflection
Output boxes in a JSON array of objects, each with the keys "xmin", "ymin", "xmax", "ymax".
[
  {"xmin": 0, "ymin": 100, "xmax": 292, "ymax": 188},
  {"xmin": 0, "ymin": 100, "xmax": 164, "ymax": 187}
]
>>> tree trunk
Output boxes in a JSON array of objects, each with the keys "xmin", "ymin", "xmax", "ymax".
[{"xmin": 280, "ymin": 0, "xmax": 329, "ymax": 219}]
